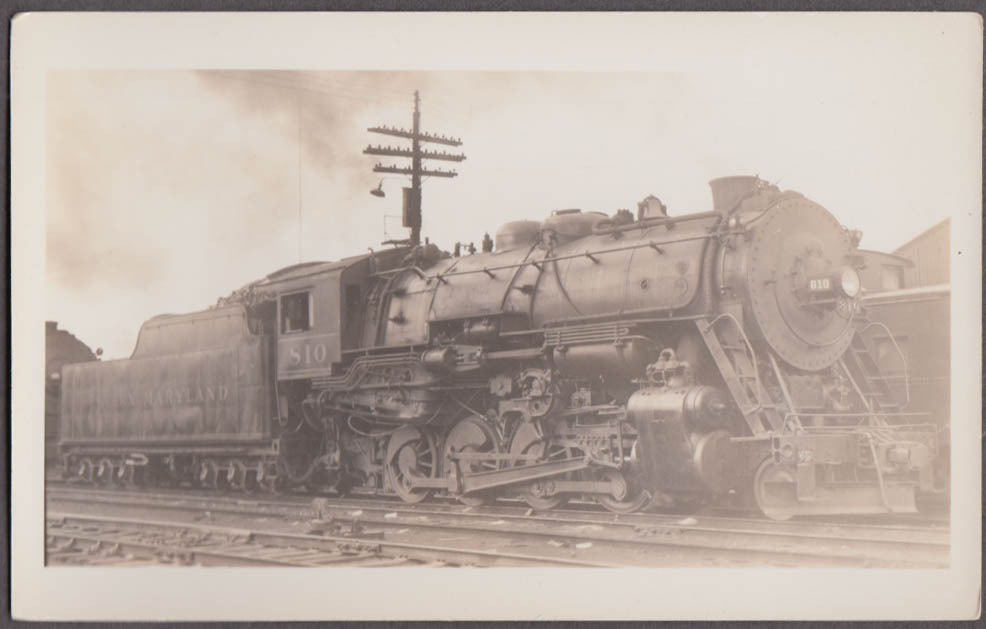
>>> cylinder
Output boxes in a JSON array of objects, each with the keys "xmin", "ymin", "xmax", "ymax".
[
  {"xmin": 626, "ymin": 385, "xmax": 732, "ymax": 432},
  {"xmin": 626, "ymin": 385, "xmax": 737, "ymax": 494}
]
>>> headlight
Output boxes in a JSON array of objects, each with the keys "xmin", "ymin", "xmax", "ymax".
[{"xmin": 839, "ymin": 268, "xmax": 861, "ymax": 298}]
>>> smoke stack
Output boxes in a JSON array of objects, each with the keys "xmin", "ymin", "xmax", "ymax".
[{"xmin": 709, "ymin": 176, "xmax": 762, "ymax": 213}]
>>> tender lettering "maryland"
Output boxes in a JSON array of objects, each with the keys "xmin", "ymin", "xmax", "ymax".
[{"xmin": 116, "ymin": 385, "xmax": 231, "ymax": 408}]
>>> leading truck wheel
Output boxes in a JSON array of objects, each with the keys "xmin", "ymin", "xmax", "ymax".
[{"xmin": 753, "ymin": 459, "xmax": 797, "ymax": 521}]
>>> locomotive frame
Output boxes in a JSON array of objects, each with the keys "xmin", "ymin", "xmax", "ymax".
[{"xmin": 57, "ymin": 175, "xmax": 942, "ymax": 520}]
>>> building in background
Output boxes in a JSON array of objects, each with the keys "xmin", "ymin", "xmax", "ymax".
[
  {"xmin": 857, "ymin": 249, "xmax": 914, "ymax": 293},
  {"xmin": 895, "ymin": 218, "xmax": 950, "ymax": 288},
  {"xmin": 856, "ymin": 218, "xmax": 949, "ymax": 294},
  {"xmin": 859, "ymin": 219, "xmax": 951, "ymax": 494},
  {"xmin": 45, "ymin": 321, "xmax": 98, "ymax": 465}
]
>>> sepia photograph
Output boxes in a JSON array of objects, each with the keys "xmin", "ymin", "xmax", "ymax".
[{"xmin": 11, "ymin": 11, "xmax": 982, "ymax": 621}]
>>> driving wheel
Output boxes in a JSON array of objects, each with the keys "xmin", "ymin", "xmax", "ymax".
[
  {"xmin": 508, "ymin": 421, "xmax": 572, "ymax": 510},
  {"xmin": 386, "ymin": 430, "xmax": 439, "ymax": 504},
  {"xmin": 443, "ymin": 416, "xmax": 502, "ymax": 507}
]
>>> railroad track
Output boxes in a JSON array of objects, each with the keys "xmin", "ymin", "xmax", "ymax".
[
  {"xmin": 45, "ymin": 478, "xmax": 950, "ymax": 529},
  {"xmin": 46, "ymin": 485, "xmax": 949, "ymax": 568},
  {"xmin": 46, "ymin": 513, "xmax": 612, "ymax": 567}
]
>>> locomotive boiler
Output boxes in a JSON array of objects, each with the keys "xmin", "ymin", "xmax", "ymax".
[{"xmin": 58, "ymin": 175, "xmax": 940, "ymax": 519}]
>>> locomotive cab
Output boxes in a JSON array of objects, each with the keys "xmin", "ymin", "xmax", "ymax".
[{"xmin": 261, "ymin": 254, "xmax": 380, "ymax": 380}]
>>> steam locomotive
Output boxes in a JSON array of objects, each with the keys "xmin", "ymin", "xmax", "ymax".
[{"xmin": 58, "ymin": 176, "xmax": 941, "ymax": 519}]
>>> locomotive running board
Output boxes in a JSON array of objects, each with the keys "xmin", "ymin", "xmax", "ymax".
[{"xmin": 444, "ymin": 456, "xmax": 592, "ymax": 496}]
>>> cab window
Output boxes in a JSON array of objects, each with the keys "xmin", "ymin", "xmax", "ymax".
[{"xmin": 280, "ymin": 292, "xmax": 311, "ymax": 333}]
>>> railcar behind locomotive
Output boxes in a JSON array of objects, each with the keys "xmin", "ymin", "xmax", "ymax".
[
  {"xmin": 58, "ymin": 175, "xmax": 941, "ymax": 519},
  {"xmin": 45, "ymin": 321, "xmax": 98, "ymax": 465},
  {"xmin": 860, "ymin": 283, "xmax": 951, "ymax": 496}
]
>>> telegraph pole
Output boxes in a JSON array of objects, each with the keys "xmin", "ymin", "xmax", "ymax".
[
  {"xmin": 410, "ymin": 91, "xmax": 421, "ymax": 244},
  {"xmin": 364, "ymin": 91, "xmax": 465, "ymax": 245}
]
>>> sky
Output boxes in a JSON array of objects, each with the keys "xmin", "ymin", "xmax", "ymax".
[{"xmin": 46, "ymin": 60, "xmax": 975, "ymax": 358}]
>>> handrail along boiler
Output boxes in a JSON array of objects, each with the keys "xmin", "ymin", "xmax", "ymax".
[{"xmin": 58, "ymin": 176, "xmax": 940, "ymax": 519}]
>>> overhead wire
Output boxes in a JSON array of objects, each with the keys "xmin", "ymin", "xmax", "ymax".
[{"xmin": 207, "ymin": 70, "xmax": 459, "ymax": 118}]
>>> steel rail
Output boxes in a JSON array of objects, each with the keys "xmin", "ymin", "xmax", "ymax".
[
  {"xmin": 59, "ymin": 489, "xmax": 948, "ymax": 546},
  {"xmin": 47, "ymin": 515, "xmax": 393, "ymax": 567},
  {"xmin": 47, "ymin": 490, "xmax": 948, "ymax": 568},
  {"xmin": 48, "ymin": 488, "xmax": 948, "ymax": 548},
  {"xmin": 47, "ymin": 512, "xmax": 618, "ymax": 568},
  {"xmin": 47, "ymin": 526, "xmax": 385, "ymax": 567},
  {"xmin": 46, "ymin": 481, "xmax": 950, "ymax": 535}
]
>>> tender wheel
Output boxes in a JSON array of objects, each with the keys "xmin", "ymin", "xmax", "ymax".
[
  {"xmin": 257, "ymin": 462, "xmax": 280, "ymax": 493},
  {"xmin": 386, "ymin": 430, "xmax": 439, "ymax": 504},
  {"xmin": 259, "ymin": 473, "xmax": 282, "ymax": 494},
  {"xmin": 227, "ymin": 459, "xmax": 248, "ymax": 492},
  {"xmin": 162, "ymin": 455, "xmax": 183, "ymax": 487},
  {"xmin": 76, "ymin": 458, "xmax": 95, "ymax": 483},
  {"xmin": 214, "ymin": 462, "xmax": 231, "ymax": 491},
  {"xmin": 753, "ymin": 458, "xmax": 797, "ymax": 521},
  {"xmin": 114, "ymin": 462, "xmax": 131, "ymax": 487},
  {"xmin": 593, "ymin": 468, "xmax": 653, "ymax": 514},
  {"xmin": 122, "ymin": 464, "xmax": 146, "ymax": 488},
  {"xmin": 508, "ymin": 422, "xmax": 571, "ymax": 511},
  {"xmin": 443, "ymin": 416, "xmax": 502, "ymax": 507},
  {"xmin": 197, "ymin": 460, "xmax": 219, "ymax": 490},
  {"xmin": 243, "ymin": 467, "xmax": 260, "ymax": 493},
  {"xmin": 96, "ymin": 458, "xmax": 115, "ymax": 485}
]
